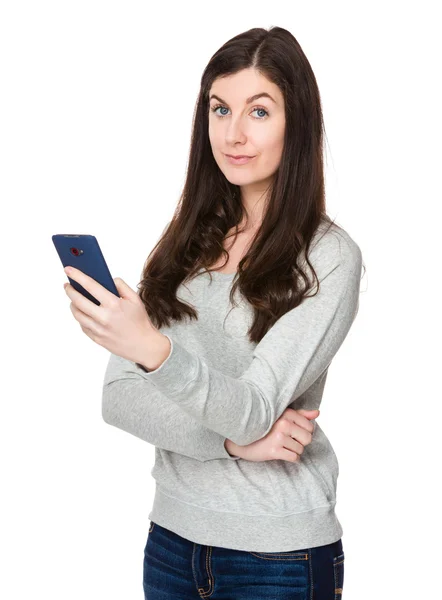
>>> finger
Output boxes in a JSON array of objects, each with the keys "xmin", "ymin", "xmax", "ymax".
[
  {"xmin": 284, "ymin": 409, "xmax": 315, "ymax": 433},
  {"xmin": 65, "ymin": 281, "xmax": 105, "ymax": 322},
  {"xmin": 113, "ymin": 277, "xmax": 134, "ymax": 300},
  {"xmin": 283, "ymin": 434, "xmax": 305, "ymax": 456},
  {"xmin": 277, "ymin": 447, "xmax": 300, "ymax": 463},
  {"xmin": 293, "ymin": 411, "xmax": 317, "ymax": 433},
  {"xmin": 64, "ymin": 266, "xmax": 114, "ymax": 307},
  {"xmin": 80, "ymin": 323, "xmax": 101, "ymax": 344},
  {"xmin": 286, "ymin": 422, "xmax": 312, "ymax": 447},
  {"xmin": 70, "ymin": 302, "xmax": 103, "ymax": 337}
]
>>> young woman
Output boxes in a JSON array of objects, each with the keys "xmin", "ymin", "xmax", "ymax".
[{"xmin": 102, "ymin": 25, "xmax": 364, "ymax": 599}]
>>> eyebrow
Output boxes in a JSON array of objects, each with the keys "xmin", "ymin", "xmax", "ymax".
[{"xmin": 209, "ymin": 92, "xmax": 276, "ymax": 105}]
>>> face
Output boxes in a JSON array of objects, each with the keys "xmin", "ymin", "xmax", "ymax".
[{"xmin": 208, "ymin": 68, "xmax": 285, "ymax": 195}]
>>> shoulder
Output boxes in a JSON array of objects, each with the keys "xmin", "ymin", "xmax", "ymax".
[{"xmin": 308, "ymin": 219, "xmax": 363, "ymax": 279}]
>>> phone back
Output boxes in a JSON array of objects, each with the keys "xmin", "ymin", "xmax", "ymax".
[{"xmin": 52, "ymin": 234, "xmax": 119, "ymax": 305}]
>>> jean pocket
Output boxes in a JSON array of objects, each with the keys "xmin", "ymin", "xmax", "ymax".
[
  {"xmin": 333, "ymin": 551, "xmax": 345, "ymax": 598},
  {"xmin": 247, "ymin": 550, "xmax": 309, "ymax": 562},
  {"xmin": 148, "ymin": 521, "xmax": 155, "ymax": 533}
]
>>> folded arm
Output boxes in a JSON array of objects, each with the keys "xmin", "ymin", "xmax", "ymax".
[
  {"xmin": 136, "ymin": 237, "xmax": 363, "ymax": 447},
  {"xmin": 102, "ymin": 353, "xmax": 241, "ymax": 462}
]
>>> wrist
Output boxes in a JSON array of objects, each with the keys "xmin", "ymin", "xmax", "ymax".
[{"xmin": 136, "ymin": 331, "xmax": 171, "ymax": 372}]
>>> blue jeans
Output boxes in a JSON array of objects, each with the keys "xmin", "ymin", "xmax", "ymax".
[{"xmin": 143, "ymin": 521, "xmax": 344, "ymax": 599}]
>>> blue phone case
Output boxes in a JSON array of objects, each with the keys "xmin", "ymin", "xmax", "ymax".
[{"xmin": 52, "ymin": 234, "xmax": 119, "ymax": 305}]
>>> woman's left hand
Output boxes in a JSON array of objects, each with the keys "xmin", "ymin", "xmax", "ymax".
[{"xmin": 62, "ymin": 266, "xmax": 158, "ymax": 364}]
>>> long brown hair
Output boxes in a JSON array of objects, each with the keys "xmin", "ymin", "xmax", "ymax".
[{"xmin": 137, "ymin": 26, "xmax": 364, "ymax": 344}]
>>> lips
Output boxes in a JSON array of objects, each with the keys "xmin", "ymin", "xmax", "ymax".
[
  {"xmin": 224, "ymin": 154, "xmax": 256, "ymax": 165},
  {"xmin": 226, "ymin": 154, "xmax": 254, "ymax": 159}
]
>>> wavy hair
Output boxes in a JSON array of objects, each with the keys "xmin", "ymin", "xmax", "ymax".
[{"xmin": 137, "ymin": 25, "xmax": 364, "ymax": 344}]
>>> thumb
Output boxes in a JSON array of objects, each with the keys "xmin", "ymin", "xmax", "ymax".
[
  {"xmin": 298, "ymin": 409, "xmax": 320, "ymax": 417},
  {"xmin": 113, "ymin": 277, "xmax": 135, "ymax": 299}
]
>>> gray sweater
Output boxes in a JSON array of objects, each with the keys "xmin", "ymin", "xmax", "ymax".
[{"xmin": 102, "ymin": 222, "xmax": 363, "ymax": 552}]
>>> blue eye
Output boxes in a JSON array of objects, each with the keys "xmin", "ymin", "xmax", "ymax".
[{"xmin": 210, "ymin": 104, "xmax": 269, "ymax": 120}]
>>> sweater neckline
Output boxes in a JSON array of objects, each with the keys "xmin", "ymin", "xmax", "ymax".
[{"xmin": 197, "ymin": 267, "xmax": 237, "ymax": 279}]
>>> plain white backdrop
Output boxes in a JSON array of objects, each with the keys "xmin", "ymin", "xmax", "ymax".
[{"xmin": 1, "ymin": 1, "xmax": 441, "ymax": 598}]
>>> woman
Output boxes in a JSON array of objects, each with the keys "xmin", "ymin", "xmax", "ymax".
[{"xmin": 102, "ymin": 25, "xmax": 364, "ymax": 599}]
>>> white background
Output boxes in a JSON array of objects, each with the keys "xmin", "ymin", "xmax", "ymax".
[{"xmin": 1, "ymin": 1, "xmax": 440, "ymax": 598}]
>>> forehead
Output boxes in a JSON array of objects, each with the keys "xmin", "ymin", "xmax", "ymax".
[{"xmin": 209, "ymin": 69, "xmax": 282, "ymax": 104}]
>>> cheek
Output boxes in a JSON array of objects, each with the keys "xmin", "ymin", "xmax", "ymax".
[
  {"xmin": 252, "ymin": 119, "xmax": 284, "ymax": 150},
  {"xmin": 208, "ymin": 128, "xmax": 223, "ymax": 158},
  {"xmin": 208, "ymin": 120, "xmax": 220, "ymax": 142},
  {"xmin": 253, "ymin": 141, "xmax": 283, "ymax": 172}
]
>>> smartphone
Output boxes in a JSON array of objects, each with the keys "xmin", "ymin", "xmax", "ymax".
[{"xmin": 52, "ymin": 234, "xmax": 119, "ymax": 306}]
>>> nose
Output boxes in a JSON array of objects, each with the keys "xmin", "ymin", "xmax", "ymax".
[{"xmin": 225, "ymin": 117, "xmax": 247, "ymax": 146}]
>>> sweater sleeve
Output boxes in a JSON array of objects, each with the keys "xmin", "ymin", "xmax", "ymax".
[
  {"xmin": 138, "ymin": 238, "xmax": 363, "ymax": 447},
  {"xmin": 101, "ymin": 353, "xmax": 241, "ymax": 462}
]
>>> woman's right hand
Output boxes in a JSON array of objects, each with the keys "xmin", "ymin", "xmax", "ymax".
[{"xmin": 226, "ymin": 408, "xmax": 320, "ymax": 462}]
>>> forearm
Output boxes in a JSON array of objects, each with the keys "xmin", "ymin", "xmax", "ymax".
[{"xmin": 102, "ymin": 353, "xmax": 240, "ymax": 463}]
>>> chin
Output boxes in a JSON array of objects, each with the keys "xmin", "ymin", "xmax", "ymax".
[{"xmin": 223, "ymin": 173, "xmax": 255, "ymax": 185}]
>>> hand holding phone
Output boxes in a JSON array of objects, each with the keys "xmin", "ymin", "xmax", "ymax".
[{"xmin": 52, "ymin": 233, "xmax": 164, "ymax": 366}]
